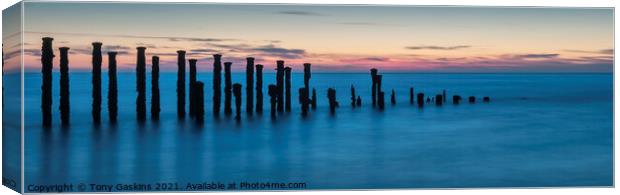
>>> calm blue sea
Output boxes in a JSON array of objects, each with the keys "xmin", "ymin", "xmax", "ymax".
[{"xmin": 22, "ymin": 72, "xmax": 613, "ymax": 190}]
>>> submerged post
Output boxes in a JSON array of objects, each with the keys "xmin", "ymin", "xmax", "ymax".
[
  {"xmin": 256, "ymin": 64, "xmax": 264, "ymax": 114},
  {"xmin": 176, "ymin": 50, "xmax": 186, "ymax": 119},
  {"xmin": 224, "ymin": 62, "xmax": 232, "ymax": 116},
  {"xmin": 284, "ymin": 67, "xmax": 292, "ymax": 112},
  {"xmin": 417, "ymin": 93, "xmax": 424, "ymax": 107},
  {"xmin": 92, "ymin": 42, "xmax": 103, "ymax": 125},
  {"xmin": 299, "ymin": 88, "xmax": 308, "ymax": 116},
  {"xmin": 435, "ymin": 94, "xmax": 443, "ymax": 106},
  {"xmin": 370, "ymin": 68, "xmax": 378, "ymax": 107},
  {"xmin": 327, "ymin": 88, "xmax": 339, "ymax": 114},
  {"xmin": 377, "ymin": 75, "xmax": 384, "ymax": 110},
  {"xmin": 356, "ymin": 96, "xmax": 362, "ymax": 107},
  {"xmin": 483, "ymin": 96, "xmax": 490, "ymax": 102},
  {"xmin": 276, "ymin": 60, "xmax": 285, "ymax": 113},
  {"xmin": 41, "ymin": 37, "xmax": 54, "ymax": 127},
  {"xmin": 246, "ymin": 57, "xmax": 254, "ymax": 115},
  {"xmin": 108, "ymin": 52, "xmax": 118, "ymax": 123},
  {"xmin": 311, "ymin": 88, "xmax": 317, "ymax": 110},
  {"xmin": 303, "ymin": 63, "xmax": 312, "ymax": 111},
  {"xmin": 351, "ymin": 85, "xmax": 356, "ymax": 108},
  {"xmin": 409, "ymin": 87, "xmax": 414, "ymax": 104},
  {"xmin": 391, "ymin": 89, "xmax": 396, "ymax": 105},
  {"xmin": 268, "ymin": 84, "xmax": 278, "ymax": 119},
  {"xmin": 233, "ymin": 83, "xmax": 242, "ymax": 120},
  {"xmin": 213, "ymin": 54, "xmax": 222, "ymax": 117},
  {"xmin": 59, "ymin": 47, "xmax": 70, "ymax": 126},
  {"xmin": 443, "ymin": 89, "xmax": 447, "ymax": 103},
  {"xmin": 188, "ymin": 59, "xmax": 197, "ymax": 117},
  {"xmin": 151, "ymin": 56, "xmax": 160, "ymax": 120},
  {"xmin": 194, "ymin": 81, "xmax": 205, "ymax": 123},
  {"xmin": 136, "ymin": 47, "xmax": 147, "ymax": 122},
  {"xmin": 469, "ymin": 96, "xmax": 476, "ymax": 103},
  {"xmin": 453, "ymin": 95, "xmax": 462, "ymax": 104}
]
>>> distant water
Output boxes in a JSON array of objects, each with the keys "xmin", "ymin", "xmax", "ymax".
[{"xmin": 23, "ymin": 72, "xmax": 612, "ymax": 191}]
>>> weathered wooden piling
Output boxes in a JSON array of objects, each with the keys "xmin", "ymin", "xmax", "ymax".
[
  {"xmin": 59, "ymin": 47, "xmax": 70, "ymax": 126},
  {"xmin": 246, "ymin": 57, "xmax": 254, "ymax": 115},
  {"xmin": 276, "ymin": 60, "xmax": 285, "ymax": 113},
  {"xmin": 443, "ymin": 89, "xmax": 447, "ymax": 103},
  {"xmin": 194, "ymin": 81, "xmax": 205, "ymax": 123},
  {"xmin": 224, "ymin": 62, "xmax": 232, "ymax": 116},
  {"xmin": 176, "ymin": 50, "xmax": 186, "ymax": 119},
  {"xmin": 41, "ymin": 37, "xmax": 54, "ymax": 127},
  {"xmin": 136, "ymin": 47, "xmax": 147, "ymax": 122},
  {"xmin": 108, "ymin": 52, "xmax": 118, "ymax": 123},
  {"xmin": 483, "ymin": 96, "xmax": 490, "ymax": 102},
  {"xmin": 188, "ymin": 59, "xmax": 198, "ymax": 117},
  {"xmin": 417, "ymin": 93, "xmax": 424, "ymax": 107},
  {"xmin": 390, "ymin": 89, "xmax": 396, "ymax": 105},
  {"xmin": 469, "ymin": 96, "xmax": 476, "ymax": 103},
  {"xmin": 350, "ymin": 85, "xmax": 356, "ymax": 108},
  {"xmin": 377, "ymin": 75, "xmax": 384, "ymax": 110},
  {"xmin": 327, "ymin": 88, "xmax": 339, "ymax": 114},
  {"xmin": 435, "ymin": 94, "xmax": 443, "ymax": 106},
  {"xmin": 151, "ymin": 56, "xmax": 160, "ymax": 120},
  {"xmin": 233, "ymin": 83, "xmax": 242, "ymax": 120},
  {"xmin": 285, "ymin": 67, "xmax": 292, "ymax": 112},
  {"xmin": 92, "ymin": 42, "xmax": 103, "ymax": 124},
  {"xmin": 453, "ymin": 95, "xmax": 462, "ymax": 104},
  {"xmin": 213, "ymin": 54, "xmax": 222, "ymax": 117},
  {"xmin": 409, "ymin": 87, "xmax": 414, "ymax": 104},
  {"xmin": 302, "ymin": 63, "xmax": 312, "ymax": 112},
  {"xmin": 299, "ymin": 88, "xmax": 308, "ymax": 116},
  {"xmin": 356, "ymin": 96, "xmax": 362, "ymax": 106},
  {"xmin": 256, "ymin": 64, "xmax": 264, "ymax": 114},
  {"xmin": 268, "ymin": 84, "xmax": 278, "ymax": 119},
  {"xmin": 370, "ymin": 68, "xmax": 378, "ymax": 107},
  {"xmin": 311, "ymin": 88, "xmax": 317, "ymax": 110}
]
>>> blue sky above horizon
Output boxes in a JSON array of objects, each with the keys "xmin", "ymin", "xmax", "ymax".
[{"xmin": 3, "ymin": 2, "xmax": 614, "ymax": 72}]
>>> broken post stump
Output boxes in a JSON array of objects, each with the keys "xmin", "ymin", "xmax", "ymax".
[
  {"xmin": 276, "ymin": 60, "xmax": 285, "ymax": 113},
  {"xmin": 391, "ymin": 89, "xmax": 396, "ymax": 105},
  {"xmin": 136, "ymin": 47, "xmax": 147, "ymax": 122},
  {"xmin": 246, "ymin": 57, "xmax": 254, "ymax": 115},
  {"xmin": 417, "ymin": 93, "xmax": 425, "ymax": 107},
  {"xmin": 41, "ymin": 37, "xmax": 54, "ymax": 127},
  {"xmin": 285, "ymin": 66, "xmax": 292, "ymax": 112},
  {"xmin": 469, "ymin": 96, "xmax": 476, "ymax": 103},
  {"xmin": 194, "ymin": 81, "xmax": 205, "ymax": 123},
  {"xmin": 233, "ymin": 83, "xmax": 242, "ymax": 120},
  {"xmin": 188, "ymin": 59, "xmax": 197, "ymax": 117},
  {"xmin": 59, "ymin": 47, "xmax": 70, "ymax": 126},
  {"xmin": 108, "ymin": 52, "xmax": 118, "ymax": 123},
  {"xmin": 327, "ymin": 88, "xmax": 339, "ymax": 114},
  {"xmin": 176, "ymin": 50, "xmax": 186, "ymax": 119},
  {"xmin": 224, "ymin": 62, "xmax": 232, "ymax": 116},
  {"xmin": 213, "ymin": 54, "xmax": 222, "ymax": 117},
  {"xmin": 255, "ymin": 64, "xmax": 264, "ymax": 114},
  {"xmin": 435, "ymin": 94, "xmax": 443, "ymax": 106},
  {"xmin": 453, "ymin": 95, "xmax": 462, "ymax": 104},
  {"xmin": 92, "ymin": 42, "xmax": 103, "ymax": 125},
  {"xmin": 151, "ymin": 56, "xmax": 160, "ymax": 120},
  {"xmin": 268, "ymin": 84, "xmax": 278, "ymax": 119}
]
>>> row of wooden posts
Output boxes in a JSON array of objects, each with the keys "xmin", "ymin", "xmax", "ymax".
[{"xmin": 40, "ymin": 37, "xmax": 490, "ymax": 128}]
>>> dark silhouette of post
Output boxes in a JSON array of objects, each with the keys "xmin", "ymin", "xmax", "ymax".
[
  {"xmin": 303, "ymin": 63, "xmax": 312, "ymax": 111},
  {"xmin": 246, "ymin": 57, "xmax": 254, "ymax": 115},
  {"xmin": 233, "ymin": 83, "xmax": 242, "ymax": 120},
  {"xmin": 224, "ymin": 62, "xmax": 232, "ymax": 116},
  {"xmin": 350, "ymin": 85, "xmax": 356, "ymax": 108},
  {"xmin": 453, "ymin": 95, "xmax": 462, "ymax": 104},
  {"xmin": 417, "ymin": 93, "xmax": 425, "ymax": 107},
  {"xmin": 435, "ymin": 94, "xmax": 443, "ymax": 106},
  {"xmin": 483, "ymin": 96, "xmax": 490, "ymax": 102},
  {"xmin": 268, "ymin": 84, "xmax": 277, "ymax": 119},
  {"xmin": 409, "ymin": 87, "xmax": 414, "ymax": 104},
  {"xmin": 391, "ymin": 89, "xmax": 396, "ymax": 105},
  {"xmin": 92, "ymin": 42, "xmax": 103, "ymax": 125},
  {"xmin": 311, "ymin": 88, "xmax": 317, "ymax": 110},
  {"xmin": 377, "ymin": 75, "xmax": 384, "ymax": 110},
  {"xmin": 327, "ymin": 88, "xmax": 339, "ymax": 114},
  {"xmin": 188, "ymin": 59, "xmax": 198, "ymax": 117},
  {"xmin": 255, "ymin": 64, "xmax": 264, "ymax": 114},
  {"xmin": 356, "ymin": 96, "xmax": 362, "ymax": 106},
  {"xmin": 41, "ymin": 37, "xmax": 54, "ymax": 127},
  {"xmin": 276, "ymin": 60, "xmax": 285, "ymax": 113},
  {"xmin": 299, "ymin": 88, "xmax": 308, "ymax": 116},
  {"xmin": 443, "ymin": 89, "xmax": 447, "ymax": 103},
  {"xmin": 176, "ymin": 50, "xmax": 186, "ymax": 119},
  {"xmin": 370, "ymin": 68, "xmax": 378, "ymax": 107},
  {"xmin": 59, "ymin": 47, "xmax": 70, "ymax": 126},
  {"xmin": 136, "ymin": 47, "xmax": 147, "ymax": 122},
  {"xmin": 194, "ymin": 81, "xmax": 205, "ymax": 123},
  {"xmin": 469, "ymin": 96, "xmax": 476, "ymax": 103},
  {"xmin": 151, "ymin": 56, "xmax": 160, "ymax": 120},
  {"xmin": 213, "ymin": 54, "xmax": 222, "ymax": 116},
  {"xmin": 284, "ymin": 67, "xmax": 292, "ymax": 112},
  {"xmin": 108, "ymin": 52, "xmax": 118, "ymax": 123}
]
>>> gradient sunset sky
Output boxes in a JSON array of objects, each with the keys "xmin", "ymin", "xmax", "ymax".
[{"xmin": 5, "ymin": 2, "xmax": 614, "ymax": 72}]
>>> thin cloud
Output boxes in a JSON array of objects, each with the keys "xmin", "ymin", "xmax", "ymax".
[
  {"xmin": 26, "ymin": 31, "xmax": 237, "ymax": 43},
  {"xmin": 514, "ymin": 53, "xmax": 559, "ymax": 59},
  {"xmin": 275, "ymin": 10, "xmax": 324, "ymax": 16},
  {"xmin": 250, "ymin": 44, "xmax": 306, "ymax": 59},
  {"xmin": 406, "ymin": 45, "xmax": 471, "ymax": 50}
]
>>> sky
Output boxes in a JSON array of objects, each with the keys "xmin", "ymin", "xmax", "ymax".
[{"xmin": 4, "ymin": 2, "xmax": 614, "ymax": 72}]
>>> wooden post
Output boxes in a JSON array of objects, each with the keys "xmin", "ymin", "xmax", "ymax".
[
  {"xmin": 469, "ymin": 96, "xmax": 476, "ymax": 103},
  {"xmin": 246, "ymin": 57, "xmax": 254, "ymax": 115},
  {"xmin": 255, "ymin": 64, "xmax": 264, "ymax": 114},
  {"xmin": 391, "ymin": 89, "xmax": 396, "ymax": 105},
  {"xmin": 370, "ymin": 68, "xmax": 378, "ymax": 107},
  {"xmin": 224, "ymin": 62, "xmax": 232, "ymax": 116},
  {"xmin": 409, "ymin": 87, "xmax": 414, "ymax": 104},
  {"xmin": 435, "ymin": 94, "xmax": 443, "ymax": 106},
  {"xmin": 188, "ymin": 59, "xmax": 197, "ymax": 117},
  {"xmin": 92, "ymin": 42, "xmax": 102, "ymax": 125},
  {"xmin": 311, "ymin": 88, "xmax": 317, "ymax": 110},
  {"xmin": 176, "ymin": 50, "xmax": 186, "ymax": 118},
  {"xmin": 377, "ymin": 75, "xmax": 384, "ymax": 110},
  {"xmin": 41, "ymin": 37, "xmax": 54, "ymax": 127},
  {"xmin": 108, "ymin": 52, "xmax": 119, "ymax": 123},
  {"xmin": 350, "ymin": 85, "xmax": 356, "ymax": 108},
  {"xmin": 443, "ymin": 89, "xmax": 447, "ymax": 103},
  {"xmin": 268, "ymin": 84, "xmax": 278, "ymax": 119},
  {"xmin": 213, "ymin": 54, "xmax": 222, "ymax": 117},
  {"xmin": 233, "ymin": 83, "xmax": 242, "ymax": 120},
  {"xmin": 417, "ymin": 93, "xmax": 424, "ymax": 107},
  {"xmin": 151, "ymin": 56, "xmax": 160, "ymax": 120},
  {"xmin": 452, "ymin": 95, "xmax": 461, "ymax": 104},
  {"xmin": 59, "ymin": 47, "xmax": 70, "ymax": 126},
  {"xmin": 194, "ymin": 81, "xmax": 205, "ymax": 123},
  {"xmin": 356, "ymin": 96, "xmax": 362, "ymax": 107},
  {"xmin": 136, "ymin": 47, "xmax": 147, "ymax": 122},
  {"xmin": 284, "ymin": 67, "xmax": 292, "ymax": 112},
  {"xmin": 276, "ymin": 60, "xmax": 285, "ymax": 113},
  {"xmin": 327, "ymin": 88, "xmax": 339, "ymax": 114},
  {"xmin": 483, "ymin": 96, "xmax": 490, "ymax": 102},
  {"xmin": 299, "ymin": 88, "xmax": 308, "ymax": 116}
]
